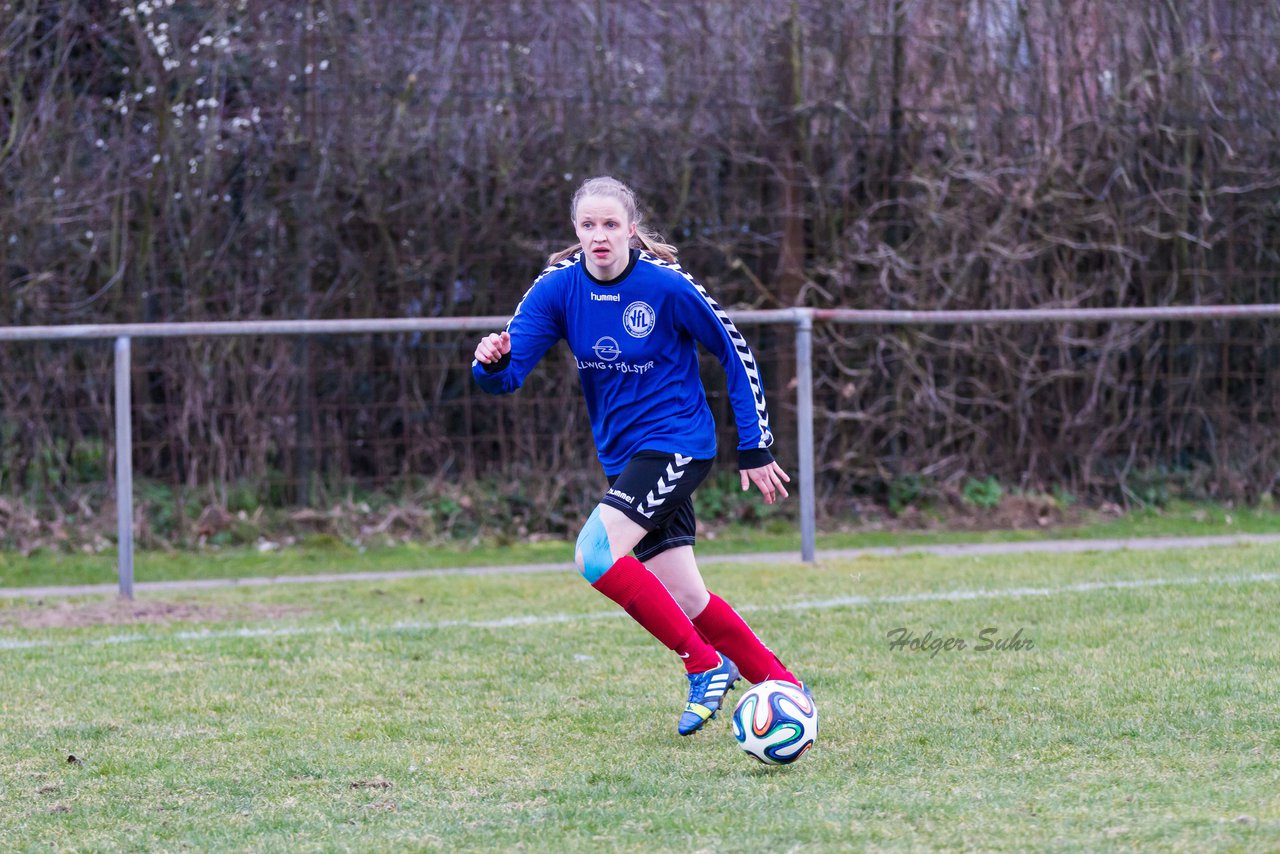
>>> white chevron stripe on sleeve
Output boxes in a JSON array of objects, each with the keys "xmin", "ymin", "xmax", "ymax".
[
  {"xmin": 505, "ymin": 252, "xmax": 581, "ymax": 330},
  {"xmin": 637, "ymin": 254, "xmax": 773, "ymax": 449}
]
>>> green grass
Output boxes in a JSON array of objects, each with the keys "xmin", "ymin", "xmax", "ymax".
[
  {"xmin": 1, "ymin": 543, "xmax": 1277, "ymax": 850},
  {"xmin": 4, "ymin": 499, "xmax": 1280, "ymax": 589}
]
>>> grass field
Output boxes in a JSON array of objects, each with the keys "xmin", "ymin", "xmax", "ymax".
[
  {"xmin": 4, "ymin": 500, "xmax": 1280, "ymax": 590},
  {"xmin": 2, "ymin": 541, "xmax": 1278, "ymax": 851}
]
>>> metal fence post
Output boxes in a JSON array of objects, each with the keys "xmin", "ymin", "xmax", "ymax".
[
  {"xmin": 795, "ymin": 310, "xmax": 816, "ymax": 562},
  {"xmin": 114, "ymin": 337, "xmax": 135, "ymax": 599}
]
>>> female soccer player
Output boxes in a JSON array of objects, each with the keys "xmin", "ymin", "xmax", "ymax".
[{"xmin": 473, "ymin": 176, "xmax": 807, "ymax": 736}]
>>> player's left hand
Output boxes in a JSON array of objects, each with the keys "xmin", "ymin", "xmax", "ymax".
[{"xmin": 740, "ymin": 461, "xmax": 791, "ymax": 505}]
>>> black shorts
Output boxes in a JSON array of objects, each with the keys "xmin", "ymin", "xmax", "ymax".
[{"xmin": 601, "ymin": 450, "xmax": 715, "ymax": 562}]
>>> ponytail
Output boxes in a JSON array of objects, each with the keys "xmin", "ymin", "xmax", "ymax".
[
  {"xmin": 547, "ymin": 243, "xmax": 581, "ymax": 265},
  {"xmin": 547, "ymin": 176, "xmax": 679, "ymax": 265},
  {"xmin": 633, "ymin": 226, "xmax": 678, "ymax": 263},
  {"xmin": 547, "ymin": 228, "xmax": 678, "ymax": 266}
]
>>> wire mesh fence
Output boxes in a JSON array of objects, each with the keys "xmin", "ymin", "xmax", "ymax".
[
  {"xmin": 2, "ymin": 309, "xmax": 1278, "ymax": 565},
  {"xmin": 812, "ymin": 316, "xmax": 1280, "ymax": 509}
]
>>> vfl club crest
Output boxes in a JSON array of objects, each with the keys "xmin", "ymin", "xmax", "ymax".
[{"xmin": 623, "ymin": 301, "xmax": 655, "ymax": 338}]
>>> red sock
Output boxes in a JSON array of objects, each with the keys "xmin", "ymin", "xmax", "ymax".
[
  {"xmin": 692, "ymin": 592, "xmax": 799, "ymax": 685},
  {"xmin": 591, "ymin": 556, "xmax": 720, "ymax": 673}
]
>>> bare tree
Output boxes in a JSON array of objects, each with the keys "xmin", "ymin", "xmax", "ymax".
[{"xmin": 1, "ymin": 0, "xmax": 1277, "ymax": 542}]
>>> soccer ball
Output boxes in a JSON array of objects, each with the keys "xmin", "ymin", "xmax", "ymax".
[{"xmin": 731, "ymin": 680, "xmax": 817, "ymax": 765}]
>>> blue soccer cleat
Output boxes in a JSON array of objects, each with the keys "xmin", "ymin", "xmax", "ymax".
[{"xmin": 678, "ymin": 655, "xmax": 739, "ymax": 736}]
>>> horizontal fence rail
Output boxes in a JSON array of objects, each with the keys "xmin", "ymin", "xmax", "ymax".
[
  {"xmin": 5, "ymin": 305, "xmax": 1280, "ymax": 343},
  {"xmin": 4, "ymin": 304, "xmax": 1280, "ymax": 596},
  {"xmin": 812, "ymin": 305, "xmax": 1280, "ymax": 324}
]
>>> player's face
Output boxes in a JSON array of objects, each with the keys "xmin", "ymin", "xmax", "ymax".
[{"xmin": 574, "ymin": 195, "xmax": 636, "ymax": 281}]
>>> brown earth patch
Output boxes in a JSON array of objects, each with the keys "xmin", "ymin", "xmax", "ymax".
[
  {"xmin": 350, "ymin": 779, "xmax": 393, "ymax": 790},
  {"xmin": 828, "ymin": 493, "xmax": 1096, "ymax": 534},
  {"xmin": 0, "ymin": 598, "xmax": 309, "ymax": 630},
  {"xmin": 930, "ymin": 494, "xmax": 1092, "ymax": 531}
]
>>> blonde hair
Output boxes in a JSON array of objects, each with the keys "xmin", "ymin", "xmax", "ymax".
[{"xmin": 548, "ymin": 176, "xmax": 678, "ymax": 264}]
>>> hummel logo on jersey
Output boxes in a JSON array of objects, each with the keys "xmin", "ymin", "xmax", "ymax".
[
  {"xmin": 607, "ymin": 488, "xmax": 634, "ymax": 504},
  {"xmin": 590, "ymin": 291, "xmax": 620, "ymax": 302}
]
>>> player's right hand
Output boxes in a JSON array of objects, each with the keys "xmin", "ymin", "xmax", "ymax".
[{"xmin": 474, "ymin": 331, "xmax": 511, "ymax": 364}]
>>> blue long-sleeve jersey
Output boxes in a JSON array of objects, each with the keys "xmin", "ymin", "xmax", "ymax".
[{"xmin": 472, "ymin": 250, "xmax": 775, "ymax": 476}]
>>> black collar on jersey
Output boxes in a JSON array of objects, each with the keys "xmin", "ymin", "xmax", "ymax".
[{"xmin": 583, "ymin": 248, "xmax": 640, "ymax": 286}]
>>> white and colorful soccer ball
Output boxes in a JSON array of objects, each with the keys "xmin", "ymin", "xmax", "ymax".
[{"xmin": 731, "ymin": 679, "xmax": 817, "ymax": 765}]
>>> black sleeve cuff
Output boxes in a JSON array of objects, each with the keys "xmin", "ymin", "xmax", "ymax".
[
  {"xmin": 737, "ymin": 447, "xmax": 776, "ymax": 471},
  {"xmin": 480, "ymin": 352, "xmax": 511, "ymax": 373}
]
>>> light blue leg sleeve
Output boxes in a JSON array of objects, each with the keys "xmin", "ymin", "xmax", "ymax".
[{"xmin": 575, "ymin": 506, "xmax": 615, "ymax": 584}]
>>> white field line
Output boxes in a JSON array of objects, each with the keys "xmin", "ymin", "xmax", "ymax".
[
  {"xmin": 5, "ymin": 533, "xmax": 1280, "ymax": 601},
  {"xmin": 1, "ymin": 570, "xmax": 1276, "ymax": 653}
]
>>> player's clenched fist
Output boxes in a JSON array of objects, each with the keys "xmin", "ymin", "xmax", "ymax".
[{"xmin": 474, "ymin": 331, "xmax": 511, "ymax": 365}]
